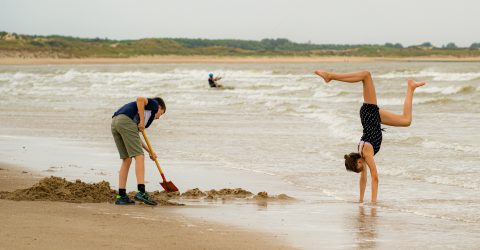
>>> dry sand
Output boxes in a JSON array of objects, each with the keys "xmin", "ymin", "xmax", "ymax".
[
  {"xmin": 0, "ymin": 163, "xmax": 294, "ymax": 250},
  {"xmin": 1, "ymin": 55, "xmax": 480, "ymax": 65}
]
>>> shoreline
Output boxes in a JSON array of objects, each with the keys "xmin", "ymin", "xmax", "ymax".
[
  {"xmin": 1, "ymin": 62, "xmax": 480, "ymax": 249},
  {"xmin": 2, "ymin": 55, "xmax": 480, "ymax": 65},
  {"xmin": 0, "ymin": 162, "xmax": 294, "ymax": 250}
]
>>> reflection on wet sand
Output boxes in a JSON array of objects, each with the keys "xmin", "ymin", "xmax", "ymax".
[{"xmin": 356, "ymin": 206, "xmax": 378, "ymax": 249}]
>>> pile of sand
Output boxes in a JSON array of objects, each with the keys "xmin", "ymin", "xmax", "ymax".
[
  {"xmin": 146, "ymin": 191, "xmax": 183, "ymax": 206},
  {"xmin": 179, "ymin": 188, "xmax": 295, "ymax": 201},
  {"xmin": 178, "ymin": 188, "xmax": 254, "ymax": 199},
  {"xmin": 0, "ymin": 176, "xmax": 181, "ymax": 205},
  {"xmin": 0, "ymin": 176, "xmax": 294, "ymax": 205},
  {"xmin": 181, "ymin": 188, "xmax": 206, "ymax": 198},
  {"xmin": 205, "ymin": 188, "xmax": 253, "ymax": 199},
  {"xmin": 0, "ymin": 176, "xmax": 116, "ymax": 203},
  {"xmin": 253, "ymin": 191, "xmax": 295, "ymax": 201}
]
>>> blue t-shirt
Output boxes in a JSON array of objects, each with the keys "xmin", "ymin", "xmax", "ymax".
[{"xmin": 113, "ymin": 98, "xmax": 159, "ymax": 128}]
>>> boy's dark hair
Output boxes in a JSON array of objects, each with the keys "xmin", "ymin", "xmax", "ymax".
[
  {"xmin": 344, "ymin": 152, "xmax": 361, "ymax": 173},
  {"xmin": 152, "ymin": 97, "xmax": 166, "ymax": 113}
]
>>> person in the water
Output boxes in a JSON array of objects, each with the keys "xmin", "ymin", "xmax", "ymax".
[
  {"xmin": 314, "ymin": 70, "xmax": 425, "ymax": 203},
  {"xmin": 208, "ymin": 73, "xmax": 223, "ymax": 88}
]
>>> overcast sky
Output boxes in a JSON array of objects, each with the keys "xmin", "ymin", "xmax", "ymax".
[{"xmin": 1, "ymin": 0, "xmax": 479, "ymax": 46}]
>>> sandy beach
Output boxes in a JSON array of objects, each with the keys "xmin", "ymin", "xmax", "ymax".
[
  {"xmin": 2, "ymin": 55, "xmax": 480, "ymax": 65},
  {"xmin": 3, "ymin": 0, "xmax": 480, "ymax": 248},
  {"xmin": 0, "ymin": 162, "xmax": 294, "ymax": 250},
  {"xmin": 1, "ymin": 61, "xmax": 479, "ymax": 249}
]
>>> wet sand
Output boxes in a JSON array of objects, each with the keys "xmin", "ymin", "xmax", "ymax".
[
  {"xmin": 1, "ymin": 62, "xmax": 480, "ymax": 249},
  {"xmin": 0, "ymin": 163, "xmax": 294, "ymax": 250},
  {"xmin": 1, "ymin": 55, "xmax": 480, "ymax": 65},
  {"xmin": 1, "ymin": 116, "xmax": 479, "ymax": 249}
]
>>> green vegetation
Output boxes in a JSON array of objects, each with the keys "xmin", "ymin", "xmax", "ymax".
[
  {"xmin": 471, "ymin": 43, "xmax": 480, "ymax": 49},
  {"xmin": 1, "ymin": 32, "xmax": 479, "ymax": 58}
]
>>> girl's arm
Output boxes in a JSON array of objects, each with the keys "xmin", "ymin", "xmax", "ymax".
[
  {"xmin": 364, "ymin": 155, "xmax": 379, "ymax": 203},
  {"xmin": 359, "ymin": 167, "xmax": 367, "ymax": 202},
  {"xmin": 362, "ymin": 144, "xmax": 379, "ymax": 203}
]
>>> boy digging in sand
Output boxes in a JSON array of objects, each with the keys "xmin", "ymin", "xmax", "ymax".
[
  {"xmin": 111, "ymin": 97, "xmax": 166, "ymax": 205},
  {"xmin": 315, "ymin": 70, "xmax": 425, "ymax": 203}
]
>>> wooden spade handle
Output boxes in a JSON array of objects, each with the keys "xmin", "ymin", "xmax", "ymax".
[{"xmin": 141, "ymin": 130, "xmax": 167, "ymax": 182}]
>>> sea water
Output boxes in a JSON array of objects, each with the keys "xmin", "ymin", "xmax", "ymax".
[{"xmin": 0, "ymin": 62, "xmax": 479, "ymax": 248}]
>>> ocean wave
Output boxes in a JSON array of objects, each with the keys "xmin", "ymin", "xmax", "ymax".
[
  {"xmin": 419, "ymin": 97, "xmax": 455, "ymax": 105},
  {"xmin": 425, "ymin": 175, "xmax": 479, "ymax": 190},
  {"xmin": 391, "ymin": 206, "xmax": 480, "ymax": 224},
  {"xmin": 421, "ymin": 139, "xmax": 480, "ymax": 154},
  {"xmin": 312, "ymin": 89, "xmax": 349, "ymax": 98},
  {"xmin": 279, "ymin": 85, "xmax": 312, "ymax": 92},
  {"xmin": 377, "ymin": 70, "xmax": 480, "ymax": 81},
  {"xmin": 393, "ymin": 135, "xmax": 425, "ymax": 144},
  {"xmin": 381, "ymin": 167, "xmax": 480, "ymax": 192},
  {"xmin": 0, "ymin": 69, "xmax": 319, "ymax": 95},
  {"xmin": 378, "ymin": 96, "xmax": 454, "ymax": 106},
  {"xmin": 302, "ymin": 111, "xmax": 359, "ymax": 141},
  {"xmin": 0, "ymin": 72, "xmax": 30, "ymax": 81},
  {"xmin": 321, "ymin": 189, "xmax": 348, "ymax": 201},
  {"xmin": 416, "ymin": 85, "xmax": 475, "ymax": 95}
]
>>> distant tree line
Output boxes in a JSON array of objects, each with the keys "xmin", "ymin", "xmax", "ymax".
[
  {"xmin": 170, "ymin": 38, "xmax": 360, "ymax": 51},
  {"xmin": 1, "ymin": 31, "xmax": 480, "ymax": 58},
  {"xmin": 470, "ymin": 43, "xmax": 480, "ymax": 49}
]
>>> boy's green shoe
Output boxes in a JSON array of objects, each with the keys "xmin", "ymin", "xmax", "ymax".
[
  {"xmin": 134, "ymin": 191, "xmax": 158, "ymax": 206},
  {"xmin": 115, "ymin": 195, "xmax": 135, "ymax": 205}
]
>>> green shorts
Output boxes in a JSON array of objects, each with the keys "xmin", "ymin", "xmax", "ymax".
[{"xmin": 111, "ymin": 114, "xmax": 143, "ymax": 159}]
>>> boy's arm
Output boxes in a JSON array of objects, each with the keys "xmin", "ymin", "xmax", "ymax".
[
  {"xmin": 141, "ymin": 140, "xmax": 157, "ymax": 160},
  {"xmin": 136, "ymin": 97, "xmax": 148, "ymax": 131},
  {"xmin": 141, "ymin": 140, "xmax": 149, "ymax": 152}
]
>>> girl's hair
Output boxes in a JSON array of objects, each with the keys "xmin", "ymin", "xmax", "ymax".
[
  {"xmin": 152, "ymin": 97, "xmax": 166, "ymax": 113},
  {"xmin": 344, "ymin": 152, "xmax": 362, "ymax": 173}
]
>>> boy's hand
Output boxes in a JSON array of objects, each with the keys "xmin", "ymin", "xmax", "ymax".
[{"xmin": 149, "ymin": 152, "xmax": 157, "ymax": 161}]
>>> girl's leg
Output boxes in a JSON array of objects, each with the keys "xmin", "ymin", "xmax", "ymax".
[
  {"xmin": 119, "ymin": 157, "xmax": 132, "ymax": 189},
  {"xmin": 315, "ymin": 70, "xmax": 377, "ymax": 104},
  {"xmin": 379, "ymin": 80, "xmax": 425, "ymax": 127}
]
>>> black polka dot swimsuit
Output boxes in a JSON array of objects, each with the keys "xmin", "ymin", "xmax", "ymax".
[{"xmin": 359, "ymin": 103, "xmax": 383, "ymax": 155}]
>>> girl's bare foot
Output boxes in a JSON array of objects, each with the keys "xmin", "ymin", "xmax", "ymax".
[
  {"xmin": 314, "ymin": 70, "xmax": 331, "ymax": 83},
  {"xmin": 408, "ymin": 79, "xmax": 426, "ymax": 90}
]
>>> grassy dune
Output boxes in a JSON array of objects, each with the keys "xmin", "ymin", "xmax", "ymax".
[{"xmin": 1, "ymin": 32, "xmax": 479, "ymax": 58}]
